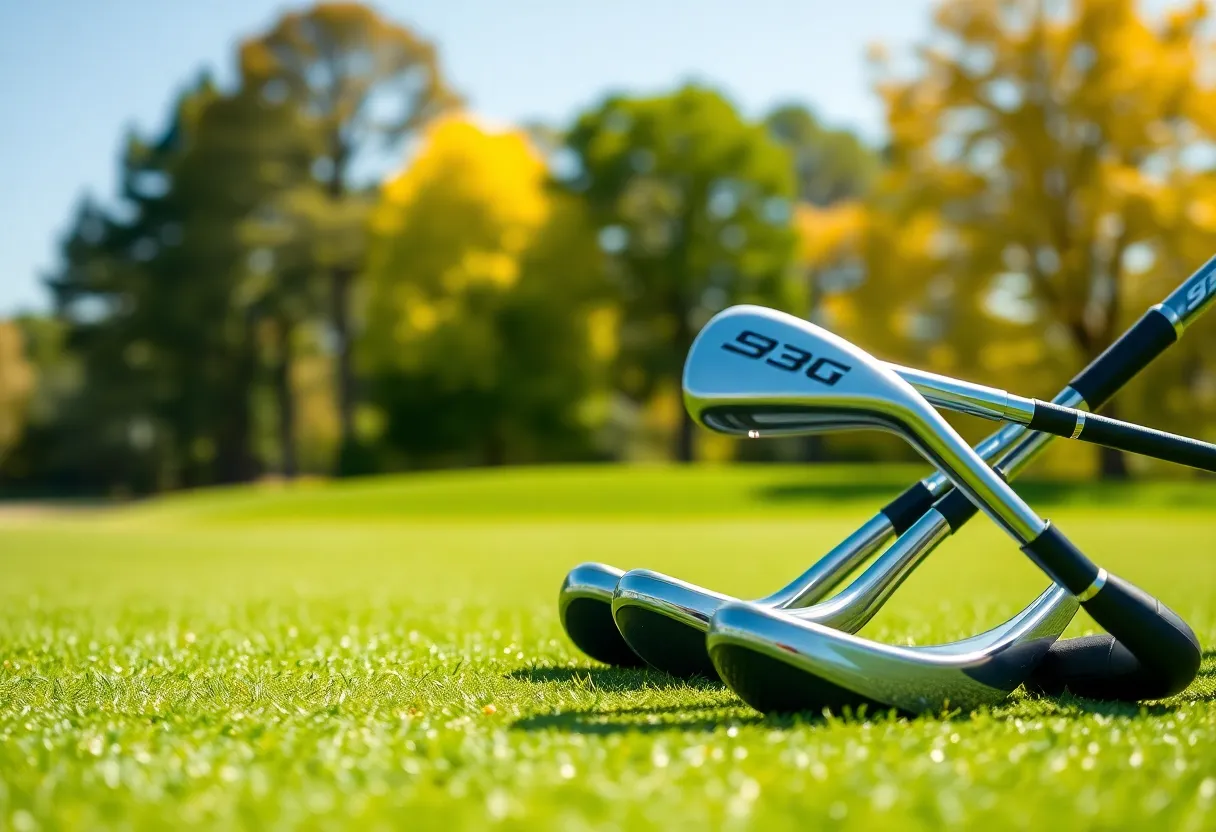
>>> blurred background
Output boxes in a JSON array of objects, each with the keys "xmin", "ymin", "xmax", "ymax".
[{"xmin": 4, "ymin": 0, "xmax": 1216, "ymax": 499}]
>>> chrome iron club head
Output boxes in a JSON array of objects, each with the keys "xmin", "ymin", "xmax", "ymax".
[{"xmin": 710, "ymin": 585, "xmax": 1078, "ymax": 715}]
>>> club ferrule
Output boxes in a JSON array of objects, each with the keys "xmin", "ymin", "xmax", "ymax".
[{"xmin": 1075, "ymin": 568, "xmax": 1107, "ymax": 602}]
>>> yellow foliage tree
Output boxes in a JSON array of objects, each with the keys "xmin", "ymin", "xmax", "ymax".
[
  {"xmin": 368, "ymin": 114, "xmax": 551, "ymax": 376},
  {"xmin": 0, "ymin": 321, "xmax": 34, "ymax": 457},
  {"xmin": 861, "ymin": 0, "xmax": 1216, "ymax": 476},
  {"xmin": 362, "ymin": 114, "xmax": 608, "ymax": 465}
]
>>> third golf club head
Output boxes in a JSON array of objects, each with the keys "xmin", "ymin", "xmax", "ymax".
[{"xmin": 708, "ymin": 585, "xmax": 1078, "ymax": 715}]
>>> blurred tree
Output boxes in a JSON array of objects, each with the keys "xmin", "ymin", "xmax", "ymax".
[
  {"xmin": 239, "ymin": 2, "xmax": 461, "ymax": 474},
  {"xmin": 363, "ymin": 115, "xmax": 608, "ymax": 466},
  {"xmin": 242, "ymin": 185, "xmax": 365, "ymax": 478},
  {"xmin": 563, "ymin": 85, "xmax": 799, "ymax": 461},
  {"xmin": 0, "ymin": 321, "xmax": 35, "ymax": 459},
  {"xmin": 0, "ymin": 316, "xmax": 80, "ymax": 493},
  {"xmin": 42, "ymin": 76, "xmax": 319, "ymax": 493},
  {"xmin": 766, "ymin": 104, "xmax": 879, "ymax": 207},
  {"xmin": 864, "ymin": 0, "xmax": 1216, "ymax": 477}
]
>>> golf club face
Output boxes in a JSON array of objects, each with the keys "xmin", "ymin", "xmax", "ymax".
[
  {"xmin": 684, "ymin": 305, "xmax": 922, "ymax": 440},
  {"xmin": 685, "ymin": 306, "xmax": 1046, "ymax": 543},
  {"xmin": 558, "ymin": 563, "xmax": 647, "ymax": 667},
  {"xmin": 708, "ymin": 586, "xmax": 1078, "ymax": 715}
]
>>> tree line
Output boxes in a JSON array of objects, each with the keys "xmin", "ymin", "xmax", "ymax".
[{"xmin": 4, "ymin": 0, "xmax": 1216, "ymax": 495}]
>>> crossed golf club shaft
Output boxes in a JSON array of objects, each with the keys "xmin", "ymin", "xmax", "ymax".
[{"xmin": 560, "ymin": 255, "xmax": 1216, "ymax": 714}]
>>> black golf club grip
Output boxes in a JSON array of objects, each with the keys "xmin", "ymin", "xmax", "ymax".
[
  {"xmin": 1022, "ymin": 524, "xmax": 1201, "ymax": 700},
  {"xmin": 1066, "ymin": 309, "xmax": 1179, "ymax": 406},
  {"xmin": 1029, "ymin": 401, "xmax": 1216, "ymax": 473}
]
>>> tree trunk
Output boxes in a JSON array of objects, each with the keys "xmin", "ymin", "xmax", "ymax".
[
  {"xmin": 215, "ymin": 317, "xmax": 259, "ymax": 484},
  {"xmin": 676, "ymin": 411, "xmax": 696, "ymax": 464},
  {"xmin": 331, "ymin": 266, "xmax": 356, "ymax": 459},
  {"xmin": 485, "ymin": 422, "xmax": 506, "ymax": 467},
  {"xmin": 274, "ymin": 318, "xmax": 298, "ymax": 480},
  {"xmin": 326, "ymin": 140, "xmax": 361, "ymax": 476}
]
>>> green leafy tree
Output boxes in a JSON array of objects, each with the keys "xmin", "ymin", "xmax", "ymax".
[
  {"xmin": 239, "ymin": 2, "xmax": 461, "ymax": 473},
  {"xmin": 44, "ymin": 77, "xmax": 318, "ymax": 493},
  {"xmin": 765, "ymin": 103, "xmax": 879, "ymax": 207},
  {"xmin": 563, "ymin": 85, "xmax": 799, "ymax": 461},
  {"xmin": 0, "ymin": 320, "xmax": 34, "ymax": 461}
]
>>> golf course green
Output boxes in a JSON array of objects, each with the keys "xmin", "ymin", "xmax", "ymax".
[{"xmin": 1, "ymin": 464, "xmax": 1214, "ymax": 829}]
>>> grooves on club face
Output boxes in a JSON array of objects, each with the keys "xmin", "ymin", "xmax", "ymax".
[
  {"xmin": 708, "ymin": 586, "xmax": 1078, "ymax": 716},
  {"xmin": 558, "ymin": 563, "xmax": 647, "ymax": 667}
]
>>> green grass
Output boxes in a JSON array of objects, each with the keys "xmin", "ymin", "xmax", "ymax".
[{"xmin": 2, "ymin": 464, "xmax": 1216, "ymax": 830}]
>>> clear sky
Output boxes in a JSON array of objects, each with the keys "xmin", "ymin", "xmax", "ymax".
[{"xmin": 0, "ymin": 1, "xmax": 960, "ymax": 314}]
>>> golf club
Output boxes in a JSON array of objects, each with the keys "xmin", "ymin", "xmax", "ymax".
[
  {"xmin": 690, "ymin": 306, "xmax": 1200, "ymax": 713},
  {"xmin": 606, "ymin": 257, "xmax": 1216, "ymax": 681}
]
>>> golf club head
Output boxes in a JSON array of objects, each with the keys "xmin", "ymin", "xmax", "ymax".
[
  {"xmin": 708, "ymin": 585, "xmax": 1078, "ymax": 715},
  {"xmin": 611, "ymin": 569, "xmax": 736, "ymax": 678},
  {"xmin": 684, "ymin": 305, "xmax": 920, "ymax": 440},
  {"xmin": 558, "ymin": 563, "xmax": 647, "ymax": 667},
  {"xmin": 686, "ymin": 305, "xmax": 1046, "ymax": 543}
]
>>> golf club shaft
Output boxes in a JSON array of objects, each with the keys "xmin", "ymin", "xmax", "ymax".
[
  {"xmin": 801, "ymin": 388, "xmax": 1083, "ymax": 631},
  {"xmin": 892, "ymin": 365, "xmax": 1216, "ymax": 473}
]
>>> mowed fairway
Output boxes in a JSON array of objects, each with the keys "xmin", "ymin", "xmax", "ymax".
[{"xmin": 2, "ymin": 464, "xmax": 1215, "ymax": 830}]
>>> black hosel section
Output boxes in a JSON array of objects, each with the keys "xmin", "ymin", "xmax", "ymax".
[
  {"xmin": 709, "ymin": 643, "xmax": 890, "ymax": 715},
  {"xmin": 1020, "ymin": 524, "xmax": 1099, "ymax": 595},
  {"xmin": 563, "ymin": 598, "xmax": 648, "ymax": 668},
  {"xmin": 879, "ymin": 481, "xmax": 936, "ymax": 535},
  {"xmin": 1022, "ymin": 634, "xmax": 1182, "ymax": 701},
  {"xmin": 932, "ymin": 466, "xmax": 1010, "ymax": 533},
  {"xmin": 934, "ymin": 489, "xmax": 980, "ymax": 532},
  {"xmin": 613, "ymin": 605, "xmax": 718, "ymax": 678}
]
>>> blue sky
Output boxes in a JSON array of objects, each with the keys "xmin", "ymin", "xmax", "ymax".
[{"xmin": 0, "ymin": 0, "xmax": 963, "ymax": 314}]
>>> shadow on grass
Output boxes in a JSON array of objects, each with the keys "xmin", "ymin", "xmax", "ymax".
[
  {"xmin": 505, "ymin": 665, "xmax": 723, "ymax": 693},
  {"xmin": 511, "ymin": 706, "xmax": 815, "ymax": 735},
  {"xmin": 508, "ymin": 650, "xmax": 1216, "ymax": 734}
]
